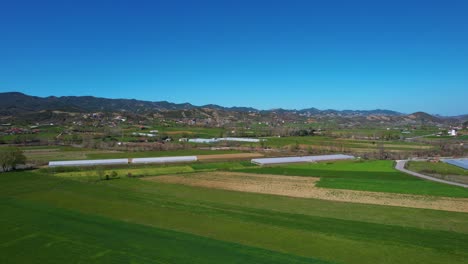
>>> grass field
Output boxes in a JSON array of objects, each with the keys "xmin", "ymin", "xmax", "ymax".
[
  {"xmin": 49, "ymin": 161, "xmax": 256, "ymax": 181},
  {"xmin": 425, "ymin": 135, "xmax": 468, "ymax": 140},
  {"xmin": 407, "ymin": 161, "xmax": 468, "ymax": 176},
  {"xmin": 259, "ymin": 136, "xmax": 435, "ymax": 152},
  {"xmin": 1, "ymin": 171, "xmax": 467, "ymax": 263},
  {"xmin": 155, "ymin": 126, "xmax": 224, "ymax": 138},
  {"xmin": 406, "ymin": 161, "xmax": 468, "ymax": 184},
  {"xmin": 236, "ymin": 160, "xmax": 468, "ymax": 197}
]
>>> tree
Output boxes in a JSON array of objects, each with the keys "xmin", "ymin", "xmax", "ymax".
[
  {"xmin": 0, "ymin": 147, "xmax": 27, "ymax": 172},
  {"xmin": 96, "ymin": 166, "xmax": 105, "ymax": 180},
  {"xmin": 377, "ymin": 141, "xmax": 387, "ymax": 160}
]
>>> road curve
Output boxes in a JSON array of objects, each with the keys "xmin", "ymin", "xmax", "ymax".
[{"xmin": 395, "ymin": 160, "xmax": 468, "ymax": 188}]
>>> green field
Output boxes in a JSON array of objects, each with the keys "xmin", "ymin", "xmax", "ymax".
[
  {"xmin": 406, "ymin": 161, "xmax": 468, "ymax": 185},
  {"xmin": 237, "ymin": 160, "xmax": 468, "ymax": 197},
  {"xmin": 407, "ymin": 161, "xmax": 468, "ymax": 176},
  {"xmin": 425, "ymin": 135, "xmax": 468, "ymax": 140},
  {"xmin": 257, "ymin": 136, "xmax": 434, "ymax": 152},
  {"xmin": 1, "ymin": 171, "xmax": 468, "ymax": 263},
  {"xmin": 50, "ymin": 161, "xmax": 256, "ymax": 181}
]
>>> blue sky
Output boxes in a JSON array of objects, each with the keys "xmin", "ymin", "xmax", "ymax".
[{"xmin": 0, "ymin": 0, "xmax": 467, "ymax": 115}]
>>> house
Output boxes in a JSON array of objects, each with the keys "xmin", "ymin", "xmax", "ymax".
[{"xmin": 448, "ymin": 129, "xmax": 457, "ymax": 136}]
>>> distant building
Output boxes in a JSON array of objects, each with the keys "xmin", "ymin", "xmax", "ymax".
[
  {"xmin": 448, "ymin": 129, "xmax": 457, "ymax": 136},
  {"xmin": 132, "ymin": 132, "xmax": 157, "ymax": 137}
]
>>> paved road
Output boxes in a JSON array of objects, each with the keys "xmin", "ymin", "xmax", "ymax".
[{"xmin": 395, "ymin": 160, "xmax": 468, "ymax": 188}]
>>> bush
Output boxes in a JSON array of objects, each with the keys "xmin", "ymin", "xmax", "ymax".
[{"xmin": 0, "ymin": 147, "xmax": 27, "ymax": 172}]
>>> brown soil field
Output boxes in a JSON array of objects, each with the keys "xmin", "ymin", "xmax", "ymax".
[
  {"xmin": 145, "ymin": 172, "xmax": 468, "ymax": 213},
  {"xmin": 197, "ymin": 153, "xmax": 263, "ymax": 161}
]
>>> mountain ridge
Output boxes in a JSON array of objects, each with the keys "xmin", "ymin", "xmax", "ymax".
[{"xmin": 0, "ymin": 92, "xmax": 464, "ymax": 120}]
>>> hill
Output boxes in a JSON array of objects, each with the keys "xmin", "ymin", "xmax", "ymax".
[
  {"xmin": 0, "ymin": 92, "xmax": 405, "ymax": 116},
  {"xmin": 0, "ymin": 92, "xmax": 463, "ymax": 126}
]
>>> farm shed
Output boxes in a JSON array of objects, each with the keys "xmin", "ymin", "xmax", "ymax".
[
  {"xmin": 132, "ymin": 156, "xmax": 198, "ymax": 164},
  {"xmin": 441, "ymin": 158, "xmax": 468, "ymax": 170},
  {"xmin": 49, "ymin": 159, "xmax": 129, "ymax": 167},
  {"xmin": 251, "ymin": 154, "xmax": 355, "ymax": 166}
]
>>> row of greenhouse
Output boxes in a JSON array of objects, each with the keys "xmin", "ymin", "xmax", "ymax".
[
  {"xmin": 49, "ymin": 154, "xmax": 356, "ymax": 167},
  {"xmin": 49, "ymin": 156, "xmax": 198, "ymax": 167}
]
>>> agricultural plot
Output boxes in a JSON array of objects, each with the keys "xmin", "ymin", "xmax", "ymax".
[
  {"xmin": 155, "ymin": 126, "xmax": 224, "ymax": 139},
  {"xmin": 1, "ymin": 171, "xmax": 468, "ymax": 264},
  {"xmin": 19, "ymin": 147, "xmax": 245, "ymax": 164},
  {"xmin": 259, "ymin": 136, "xmax": 435, "ymax": 152},
  {"xmin": 51, "ymin": 161, "xmax": 256, "ymax": 181},
  {"xmin": 425, "ymin": 135, "xmax": 468, "ymax": 140},
  {"xmin": 0, "ymin": 200, "xmax": 318, "ymax": 264},
  {"xmin": 236, "ymin": 160, "xmax": 468, "ymax": 197},
  {"xmin": 22, "ymin": 147, "xmax": 120, "ymax": 164},
  {"xmin": 407, "ymin": 161, "xmax": 468, "ymax": 184},
  {"xmin": 53, "ymin": 165, "xmax": 196, "ymax": 180},
  {"xmin": 86, "ymin": 149, "xmax": 243, "ymax": 159},
  {"xmin": 148, "ymin": 171, "xmax": 468, "ymax": 212}
]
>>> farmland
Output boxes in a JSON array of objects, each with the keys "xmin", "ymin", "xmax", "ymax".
[
  {"xmin": 148, "ymin": 171, "xmax": 468, "ymax": 212},
  {"xmin": 48, "ymin": 161, "xmax": 256, "ymax": 181},
  {"xmin": 407, "ymin": 161, "xmax": 468, "ymax": 184},
  {"xmin": 1, "ymin": 158, "xmax": 468, "ymax": 263},
  {"xmin": 21, "ymin": 147, "xmax": 245, "ymax": 164},
  {"xmin": 2, "ymin": 1, "xmax": 468, "ymax": 263},
  {"xmin": 237, "ymin": 160, "xmax": 468, "ymax": 197}
]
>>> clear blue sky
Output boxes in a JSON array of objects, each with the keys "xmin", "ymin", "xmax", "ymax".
[{"xmin": 1, "ymin": 0, "xmax": 467, "ymax": 115}]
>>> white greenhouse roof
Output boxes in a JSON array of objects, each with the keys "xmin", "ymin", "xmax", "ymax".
[
  {"xmin": 132, "ymin": 156, "xmax": 197, "ymax": 164},
  {"xmin": 49, "ymin": 156, "xmax": 199, "ymax": 167},
  {"xmin": 251, "ymin": 154, "xmax": 355, "ymax": 165},
  {"xmin": 442, "ymin": 158, "xmax": 468, "ymax": 170},
  {"xmin": 49, "ymin": 159, "xmax": 129, "ymax": 167},
  {"xmin": 188, "ymin": 138, "xmax": 218, "ymax": 143},
  {"xmin": 188, "ymin": 137, "xmax": 263, "ymax": 143}
]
